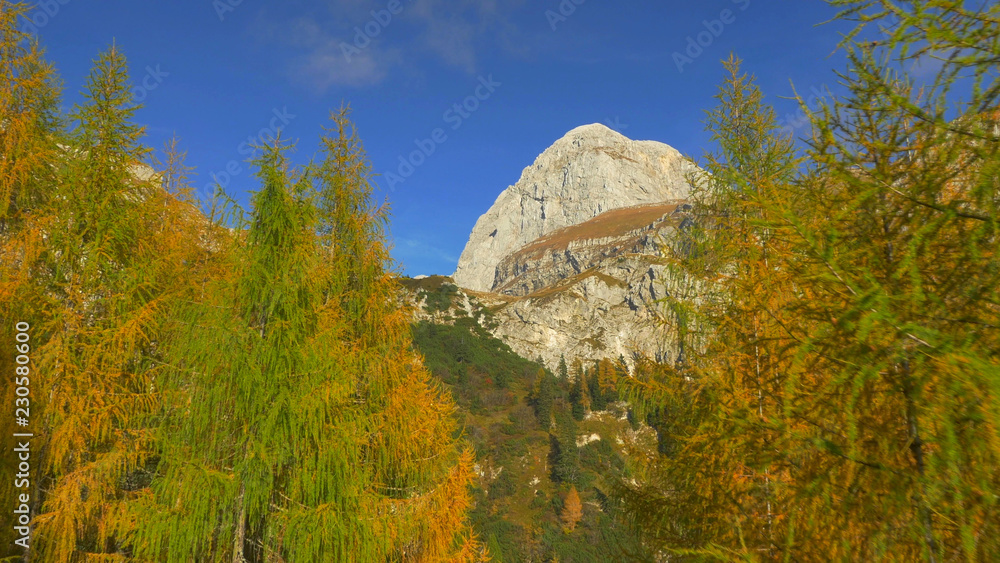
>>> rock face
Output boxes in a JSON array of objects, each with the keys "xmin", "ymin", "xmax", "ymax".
[
  {"xmin": 493, "ymin": 203, "xmax": 689, "ymax": 297},
  {"xmin": 453, "ymin": 123, "xmax": 697, "ymax": 292},
  {"xmin": 405, "ymin": 125, "xmax": 704, "ymax": 372},
  {"xmin": 488, "ymin": 254, "xmax": 683, "ymax": 372},
  {"xmin": 482, "ymin": 203, "xmax": 693, "ymax": 370}
]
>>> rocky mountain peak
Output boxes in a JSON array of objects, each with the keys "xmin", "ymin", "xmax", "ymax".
[
  {"xmin": 552, "ymin": 122, "xmax": 628, "ymax": 146},
  {"xmin": 453, "ymin": 123, "xmax": 697, "ymax": 292}
]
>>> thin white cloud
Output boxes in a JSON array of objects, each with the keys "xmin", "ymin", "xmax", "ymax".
[
  {"xmin": 397, "ymin": 237, "xmax": 459, "ymax": 264},
  {"xmin": 298, "ymin": 40, "xmax": 396, "ymax": 89},
  {"xmin": 908, "ymin": 51, "xmax": 948, "ymax": 79},
  {"xmin": 262, "ymin": 0, "xmax": 528, "ymax": 91}
]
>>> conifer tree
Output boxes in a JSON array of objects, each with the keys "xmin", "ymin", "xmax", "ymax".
[
  {"xmin": 568, "ymin": 372, "xmax": 585, "ymax": 421},
  {"xmin": 130, "ymin": 109, "xmax": 479, "ymax": 562},
  {"xmin": 615, "ymin": 354, "xmax": 628, "ymax": 377},
  {"xmin": 535, "ymin": 367, "xmax": 555, "ymax": 429},
  {"xmin": 587, "ymin": 363, "xmax": 605, "ymax": 412},
  {"xmin": 0, "ymin": 2, "xmax": 63, "ymax": 556},
  {"xmin": 311, "ymin": 105, "xmax": 480, "ymax": 562},
  {"xmin": 617, "ymin": 53, "xmax": 801, "ymax": 558},
  {"xmin": 620, "ymin": 2, "xmax": 1000, "ymax": 559},
  {"xmin": 551, "ymin": 408, "xmax": 579, "ymax": 485},
  {"xmin": 560, "ymin": 486, "xmax": 583, "ymax": 534},
  {"xmin": 0, "ymin": 40, "xmax": 200, "ymax": 559},
  {"xmin": 572, "ymin": 359, "xmax": 590, "ymax": 416},
  {"xmin": 768, "ymin": 2, "xmax": 1000, "ymax": 559},
  {"xmin": 0, "ymin": 0, "xmax": 60, "ymax": 227},
  {"xmin": 597, "ymin": 358, "xmax": 619, "ymax": 403}
]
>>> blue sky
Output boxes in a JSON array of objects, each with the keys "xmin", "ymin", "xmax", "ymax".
[{"xmin": 30, "ymin": 0, "xmax": 862, "ymax": 276}]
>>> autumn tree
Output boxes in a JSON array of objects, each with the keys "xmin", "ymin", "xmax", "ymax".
[
  {"xmin": 310, "ymin": 106, "xmax": 480, "ymax": 561},
  {"xmin": 598, "ymin": 358, "xmax": 620, "ymax": 402},
  {"xmin": 0, "ymin": 0, "xmax": 60, "ymax": 226},
  {"xmin": 560, "ymin": 486, "xmax": 583, "ymax": 534},
  {"xmin": 0, "ymin": 1, "xmax": 63, "ymax": 557},
  {"xmin": 617, "ymin": 53, "xmax": 801, "ymax": 558},
  {"xmin": 768, "ymin": 2, "xmax": 1000, "ymax": 559},
  {"xmin": 129, "ymin": 109, "xmax": 480, "ymax": 561},
  {"xmin": 0, "ymin": 37, "xmax": 204, "ymax": 560},
  {"xmin": 621, "ymin": 1, "xmax": 1000, "ymax": 560}
]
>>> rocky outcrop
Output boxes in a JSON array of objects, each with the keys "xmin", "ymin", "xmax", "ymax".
[
  {"xmin": 453, "ymin": 123, "xmax": 697, "ymax": 292},
  {"xmin": 488, "ymin": 253, "xmax": 682, "ymax": 371},
  {"xmin": 402, "ymin": 204, "xmax": 693, "ymax": 371},
  {"xmin": 413, "ymin": 124, "xmax": 703, "ymax": 372},
  {"xmin": 493, "ymin": 203, "xmax": 690, "ymax": 297}
]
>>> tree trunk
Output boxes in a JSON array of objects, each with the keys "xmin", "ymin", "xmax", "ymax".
[
  {"xmin": 902, "ymin": 359, "xmax": 938, "ymax": 563},
  {"xmin": 233, "ymin": 483, "xmax": 247, "ymax": 563}
]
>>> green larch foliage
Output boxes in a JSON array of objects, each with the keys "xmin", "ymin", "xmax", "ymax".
[
  {"xmin": 774, "ymin": 2, "xmax": 1000, "ymax": 559},
  {"xmin": 0, "ymin": 38, "xmax": 199, "ymax": 560},
  {"xmin": 130, "ymin": 109, "xmax": 480, "ymax": 562},
  {"xmin": 620, "ymin": 1, "xmax": 1000, "ymax": 560},
  {"xmin": 0, "ymin": 10, "xmax": 481, "ymax": 560},
  {"xmin": 617, "ymin": 53, "xmax": 802, "ymax": 558}
]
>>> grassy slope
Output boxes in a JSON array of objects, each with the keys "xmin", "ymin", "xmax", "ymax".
[{"xmin": 514, "ymin": 203, "xmax": 683, "ymax": 260}]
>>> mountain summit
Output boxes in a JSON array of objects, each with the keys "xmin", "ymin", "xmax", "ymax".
[
  {"xmin": 453, "ymin": 123, "xmax": 697, "ymax": 292},
  {"xmin": 408, "ymin": 124, "xmax": 703, "ymax": 369}
]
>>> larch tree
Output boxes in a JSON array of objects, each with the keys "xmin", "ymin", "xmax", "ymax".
[
  {"xmin": 771, "ymin": 1, "xmax": 1000, "ymax": 559},
  {"xmin": 130, "ymin": 108, "xmax": 480, "ymax": 562},
  {"xmin": 617, "ymin": 53, "xmax": 801, "ymax": 559},
  {"xmin": 0, "ymin": 0, "xmax": 63, "ymax": 557},
  {"xmin": 310, "ymin": 106, "xmax": 481, "ymax": 562},
  {"xmin": 596, "ymin": 358, "xmax": 617, "ymax": 399},
  {"xmin": 560, "ymin": 486, "xmax": 583, "ymax": 534},
  {"xmin": 0, "ymin": 38, "xmax": 200, "ymax": 560},
  {"xmin": 620, "ymin": 1, "xmax": 1000, "ymax": 560},
  {"xmin": 0, "ymin": 0, "xmax": 61, "ymax": 226}
]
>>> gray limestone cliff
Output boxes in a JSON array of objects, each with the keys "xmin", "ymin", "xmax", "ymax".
[
  {"xmin": 453, "ymin": 123, "xmax": 697, "ymax": 293},
  {"xmin": 411, "ymin": 124, "xmax": 702, "ymax": 372}
]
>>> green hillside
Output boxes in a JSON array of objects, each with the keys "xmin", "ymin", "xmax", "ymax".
[{"xmin": 407, "ymin": 281, "xmax": 656, "ymax": 562}]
